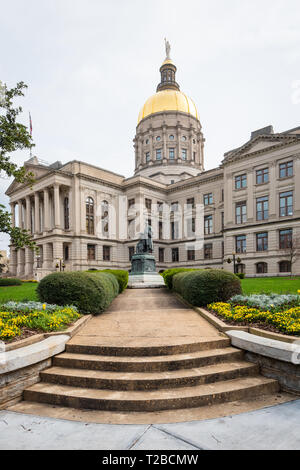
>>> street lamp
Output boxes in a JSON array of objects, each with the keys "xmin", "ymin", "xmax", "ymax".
[
  {"xmin": 55, "ymin": 259, "xmax": 65, "ymax": 272},
  {"xmin": 225, "ymin": 253, "xmax": 242, "ymax": 274}
]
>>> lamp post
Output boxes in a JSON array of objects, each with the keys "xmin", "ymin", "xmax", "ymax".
[
  {"xmin": 225, "ymin": 253, "xmax": 242, "ymax": 274},
  {"xmin": 55, "ymin": 259, "xmax": 65, "ymax": 272}
]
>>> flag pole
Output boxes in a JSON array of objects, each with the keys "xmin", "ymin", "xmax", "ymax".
[{"xmin": 29, "ymin": 112, "xmax": 33, "ymax": 157}]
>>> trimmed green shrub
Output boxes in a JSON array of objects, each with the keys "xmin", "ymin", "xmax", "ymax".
[
  {"xmin": 235, "ymin": 273, "xmax": 245, "ymax": 279},
  {"xmin": 173, "ymin": 269, "xmax": 242, "ymax": 306},
  {"xmin": 0, "ymin": 278, "xmax": 22, "ymax": 286},
  {"xmin": 161, "ymin": 268, "xmax": 197, "ymax": 289},
  {"xmin": 37, "ymin": 271, "xmax": 119, "ymax": 314},
  {"xmin": 101, "ymin": 270, "xmax": 128, "ymax": 293}
]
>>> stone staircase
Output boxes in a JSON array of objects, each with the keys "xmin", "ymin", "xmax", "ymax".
[
  {"xmin": 23, "ymin": 338, "xmax": 279, "ymax": 413},
  {"xmin": 16, "ymin": 288, "xmax": 281, "ymax": 420}
]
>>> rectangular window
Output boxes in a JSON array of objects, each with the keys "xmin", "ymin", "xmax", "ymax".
[
  {"xmin": 156, "ymin": 149, "xmax": 162, "ymax": 160},
  {"xmin": 128, "ymin": 198, "xmax": 135, "ymax": 209},
  {"xmin": 157, "ymin": 201, "xmax": 163, "ymax": 212},
  {"xmin": 256, "ymin": 168, "xmax": 269, "ymax": 184},
  {"xmin": 256, "ymin": 232, "xmax": 268, "ymax": 251},
  {"xmin": 204, "ymin": 193, "xmax": 213, "ymax": 205},
  {"xmin": 159, "ymin": 247, "xmax": 165, "ymax": 262},
  {"xmin": 235, "ymin": 174, "xmax": 247, "ymax": 189},
  {"xmin": 169, "ymin": 148, "xmax": 175, "ymax": 159},
  {"xmin": 145, "ymin": 198, "xmax": 152, "ymax": 212},
  {"xmin": 186, "ymin": 197, "xmax": 195, "ymax": 209},
  {"xmin": 182, "ymin": 148, "xmax": 187, "ymax": 160},
  {"xmin": 236, "ymin": 235, "xmax": 246, "ymax": 253},
  {"xmin": 204, "ymin": 243, "xmax": 213, "ymax": 259},
  {"xmin": 279, "ymin": 161, "xmax": 293, "ymax": 178},
  {"xmin": 129, "ymin": 246, "xmax": 135, "ymax": 261},
  {"xmin": 64, "ymin": 245, "xmax": 69, "ymax": 261},
  {"xmin": 103, "ymin": 245, "xmax": 111, "ymax": 261},
  {"xmin": 187, "ymin": 218, "xmax": 195, "ymax": 237},
  {"xmin": 204, "ymin": 215, "xmax": 213, "ymax": 234},
  {"xmin": 170, "ymin": 201, "xmax": 178, "ymax": 212},
  {"xmin": 256, "ymin": 196, "xmax": 269, "ymax": 221},
  {"xmin": 147, "ymin": 218, "xmax": 152, "ymax": 227},
  {"xmin": 172, "ymin": 247, "xmax": 179, "ymax": 262},
  {"xmin": 145, "ymin": 152, "xmax": 150, "ymax": 162},
  {"xmin": 159, "ymin": 221, "xmax": 163, "ymax": 239},
  {"xmin": 279, "ymin": 191, "xmax": 293, "ymax": 217},
  {"xmin": 187, "ymin": 248, "xmax": 195, "ymax": 261},
  {"xmin": 235, "ymin": 201, "xmax": 247, "ymax": 224},
  {"xmin": 87, "ymin": 244, "xmax": 96, "ymax": 261},
  {"xmin": 221, "ymin": 189, "xmax": 224, "ymax": 202},
  {"xmin": 221, "ymin": 212, "xmax": 224, "ymax": 230},
  {"xmin": 171, "ymin": 220, "xmax": 179, "ymax": 240},
  {"xmin": 193, "ymin": 152, "xmax": 196, "ymax": 161},
  {"xmin": 279, "ymin": 229, "xmax": 292, "ymax": 249}
]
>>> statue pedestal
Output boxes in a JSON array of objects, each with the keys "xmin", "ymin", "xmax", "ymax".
[{"xmin": 128, "ymin": 254, "xmax": 165, "ymax": 288}]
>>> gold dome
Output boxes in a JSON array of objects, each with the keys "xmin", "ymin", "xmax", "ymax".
[{"xmin": 138, "ymin": 89, "xmax": 199, "ymax": 124}]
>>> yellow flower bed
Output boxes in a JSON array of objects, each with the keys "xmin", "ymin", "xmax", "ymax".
[
  {"xmin": 0, "ymin": 307, "xmax": 81, "ymax": 342},
  {"xmin": 208, "ymin": 302, "xmax": 300, "ymax": 336}
]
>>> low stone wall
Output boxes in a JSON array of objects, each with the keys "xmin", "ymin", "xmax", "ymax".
[
  {"xmin": 227, "ymin": 330, "xmax": 300, "ymax": 394},
  {"xmin": 0, "ymin": 315, "xmax": 92, "ymax": 409},
  {"xmin": 0, "ymin": 335, "xmax": 69, "ymax": 409}
]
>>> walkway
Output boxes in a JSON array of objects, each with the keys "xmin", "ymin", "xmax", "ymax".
[{"xmin": 1, "ymin": 399, "xmax": 300, "ymax": 449}]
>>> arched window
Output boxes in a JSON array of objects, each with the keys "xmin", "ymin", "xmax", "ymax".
[
  {"xmin": 64, "ymin": 197, "xmax": 69, "ymax": 230},
  {"xmin": 256, "ymin": 262, "xmax": 268, "ymax": 274},
  {"xmin": 279, "ymin": 260, "xmax": 291, "ymax": 273},
  {"xmin": 86, "ymin": 197, "xmax": 94, "ymax": 235},
  {"xmin": 101, "ymin": 200, "xmax": 109, "ymax": 235}
]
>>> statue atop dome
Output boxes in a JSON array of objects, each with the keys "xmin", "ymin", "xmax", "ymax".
[{"xmin": 164, "ymin": 38, "xmax": 171, "ymax": 60}]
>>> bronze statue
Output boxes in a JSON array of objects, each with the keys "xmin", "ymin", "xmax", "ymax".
[{"xmin": 136, "ymin": 224, "xmax": 153, "ymax": 254}]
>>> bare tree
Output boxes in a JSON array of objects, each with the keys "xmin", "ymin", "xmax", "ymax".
[{"xmin": 282, "ymin": 235, "xmax": 300, "ymax": 277}]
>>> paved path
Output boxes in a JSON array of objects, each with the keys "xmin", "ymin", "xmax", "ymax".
[
  {"xmin": 1, "ymin": 399, "xmax": 300, "ymax": 450},
  {"xmin": 67, "ymin": 287, "xmax": 222, "ymax": 351}
]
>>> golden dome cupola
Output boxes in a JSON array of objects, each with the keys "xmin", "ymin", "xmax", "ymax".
[{"xmin": 134, "ymin": 41, "xmax": 204, "ymax": 184}]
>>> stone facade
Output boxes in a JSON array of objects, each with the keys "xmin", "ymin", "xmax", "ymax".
[{"xmin": 5, "ymin": 55, "xmax": 300, "ymax": 280}]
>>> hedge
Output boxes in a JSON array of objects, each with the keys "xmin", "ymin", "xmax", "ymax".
[
  {"xmin": 173, "ymin": 269, "xmax": 242, "ymax": 306},
  {"xmin": 37, "ymin": 271, "xmax": 119, "ymax": 314},
  {"xmin": 0, "ymin": 278, "xmax": 22, "ymax": 286},
  {"xmin": 88, "ymin": 269, "xmax": 128, "ymax": 293},
  {"xmin": 161, "ymin": 268, "xmax": 197, "ymax": 290}
]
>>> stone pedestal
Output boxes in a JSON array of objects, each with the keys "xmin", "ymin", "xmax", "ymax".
[{"xmin": 128, "ymin": 253, "xmax": 165, "ymax": 288}]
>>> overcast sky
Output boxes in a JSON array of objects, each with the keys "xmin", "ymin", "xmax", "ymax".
[{"xmin": 1, "ymin": 0, "xmax": 300, "ymax": 251}]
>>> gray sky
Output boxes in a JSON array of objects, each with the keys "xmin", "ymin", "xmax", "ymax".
[{"xmin": 1, "ymin": 0, "xmax": 300, "ymax": 251}]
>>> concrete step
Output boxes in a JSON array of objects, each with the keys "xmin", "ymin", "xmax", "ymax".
[
  {"xmin": 65, "ymin": 337, "xmax": 231, "ymax": 357},
  {"xmin": 40, "ymin": 361, "xmax": 259, "ymax": 391},
  {"xmin": 24, "ymin": 376, "xmax": 279, "ymax": 412},
  {"xmin": 54, "ymin": 347, "xmax": 244, "ymax": 372}
]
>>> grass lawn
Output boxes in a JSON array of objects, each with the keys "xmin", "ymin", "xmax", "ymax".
[
  {"xmin": 241, "ymin": 276, "xmax": 300, "ymax": 294},
  {"xmin": 0, "ymin": 282, "xmax": 38, "ymax": 303}
]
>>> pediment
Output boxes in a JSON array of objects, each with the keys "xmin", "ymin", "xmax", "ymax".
[
  {"xmin": 5, "ymin": 164, "xmax": 52, "ymax": 196},
  {"xmin": 224, "ymin": 134, "xmax": 300, "ymax": 162}
]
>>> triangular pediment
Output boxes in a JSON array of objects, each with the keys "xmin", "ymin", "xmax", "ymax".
[
  {"xmin": 5, "ymin": 164, "xmax": 53, "ymax": 196},
  {"xmin": 223, "ymin": 133, "xmax": 300, "ymax": 163}
]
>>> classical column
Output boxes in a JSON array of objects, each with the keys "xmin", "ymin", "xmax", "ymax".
[
  {"xmin": 10, "ymin": 203, "xmax": 15, "ymax": 228},
  {"xmin": 18, "ymin": 200, "xmax": 23, "ymax": 229},
  {"xmin": 25, "ymin": 196, "xmax": 31, "ymax": 231},
  {"xmin": 53, "ymin": 184, "xmax": 61, "ymax": 228},
  {"xmin": 43, "ymin": 188, "xmax": 50, "ymax": 231},
  {"xmin": 34, "ymin": 192, "xmax": 40, "ymax": 233}
]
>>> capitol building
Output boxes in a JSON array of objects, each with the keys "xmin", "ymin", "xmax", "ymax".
[{"xmin": 5, "ymin": 45, "xmax": 300, "ymax": 280}]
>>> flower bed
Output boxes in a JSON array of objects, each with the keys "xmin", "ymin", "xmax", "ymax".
[
  {"xmin": 208, "ymin": 294, "xmax": 300, "ymax": 336},
  {"xmin": 0, "ymin": 301, "xmax": 81, "ymax": 342}
]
